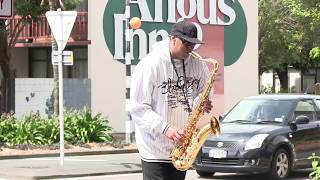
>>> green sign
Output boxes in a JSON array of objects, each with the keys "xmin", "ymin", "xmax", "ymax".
[{"xmin": 103, "ymin": 0, "xmax": 247, "ymax": 66}]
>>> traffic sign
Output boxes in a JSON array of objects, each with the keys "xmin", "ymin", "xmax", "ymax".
[
  {"xmin": 46, "ymin": 9, "xmax": 77, "ymax": 51},
  {"xmin": 52, "ymin": 51, "xmax": 74, "ymax": 66},
  {"xmin": 45, "ymin": 9, "xmax": 77, "ymax": 166},
  {"xmin": 0, "ymin": 0, "xmax": 13, "ymax": 18}
]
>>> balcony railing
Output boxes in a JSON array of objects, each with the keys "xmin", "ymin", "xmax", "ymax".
[{"xmin": 7, "ymin": 12, "xmax": 88, "ymax": 45}]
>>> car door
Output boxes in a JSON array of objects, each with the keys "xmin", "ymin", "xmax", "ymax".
[
  {"xmin": 312, "ymin": 99, "xmax": 320, "ymax": 156},
  {"xmin": 289, "ymin": 99, "xmax": 319, "ymax": 166}
]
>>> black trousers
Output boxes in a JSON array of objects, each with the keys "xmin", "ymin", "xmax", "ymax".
[{"xmin": 141, "ymin": 160, "xmax": 186, "ymax": 180}]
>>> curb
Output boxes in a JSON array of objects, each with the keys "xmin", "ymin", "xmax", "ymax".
[{"xmin": 0, "ymin": 148, "xmax": 139, "ymax": 160}]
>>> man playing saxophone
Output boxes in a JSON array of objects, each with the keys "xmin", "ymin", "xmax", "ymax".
[{"xmin": 130, "ymin": 21, "xmax": 217, "ymax": 180}]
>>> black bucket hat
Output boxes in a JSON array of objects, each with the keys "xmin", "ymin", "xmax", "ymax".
[{"xmin": 170, "ymin": 21, "xmax": 203, "ymax": 44}]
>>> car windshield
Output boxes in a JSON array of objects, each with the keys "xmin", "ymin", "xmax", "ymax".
[{"xmin": 223, "ymin": 99, "xmax": 295, "ymax": 124}]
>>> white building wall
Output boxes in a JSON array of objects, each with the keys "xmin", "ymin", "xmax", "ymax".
[
  {"xmin": 261, "ymin": 71, "xmax": 273, "ymax": 88},
  {"xmin": 260, "ymin": 69, "xmax": 302, "ymax": 93},
  {"xmin": 13, "ymin": 79, "xmax": 91, "ymax": 118},
  {"xmin": 288, "ymin": 69, "xmax": 301, "ymax": 93},
  {"xmin": 88, "ymin": 0, "xmax": 127, "ymax": 133},
  {"xmin": 224, "ymin": 0, "xmax": 259, "ymax": 112}
]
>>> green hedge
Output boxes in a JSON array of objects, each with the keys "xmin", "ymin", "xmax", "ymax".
[{"xmin": 0, "ymin": 109, "xmax": 113, "ymax": 146}]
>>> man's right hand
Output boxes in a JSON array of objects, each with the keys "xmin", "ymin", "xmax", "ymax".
[{"xmin": 165, "ymin": 126, "xmax": 186, "ymax": 145}]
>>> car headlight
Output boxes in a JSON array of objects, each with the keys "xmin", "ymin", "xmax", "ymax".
[{"xmin": 244, "ymin": 134, "xmax": 269, "ymax": 151}]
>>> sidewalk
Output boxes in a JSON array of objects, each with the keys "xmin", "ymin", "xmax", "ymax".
[{"xmin": 0, "ymin": 149, "xmax": 141, "ymax": 180}]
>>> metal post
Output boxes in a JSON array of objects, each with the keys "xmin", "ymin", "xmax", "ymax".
[
  {"xmin": 58, "ymin": 49, "xmax": 64, "ymax": 166},
  {"xmin": 125, "ymin": 0, "xmax": 132, "ymax": 144},
  {"xmin": 46, "ymin": 8, "xmax": 76, "ymax": 166},
  {"xmin": 58, "ymin": 8, "xmax": 64, "ymax": 166}
]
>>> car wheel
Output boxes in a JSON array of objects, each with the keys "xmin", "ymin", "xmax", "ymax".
[
  {"xmin": 196, "ymin": 170, "xmax": 215, "ymax": 177},
  {"xmin": 267, "ymin": 148, "xmax": 291, "ymax": 180}
]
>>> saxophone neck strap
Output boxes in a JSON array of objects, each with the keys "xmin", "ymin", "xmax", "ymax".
[{"xmin": 171, "ymin": 58, "xmax": 192, "ymax": 113}]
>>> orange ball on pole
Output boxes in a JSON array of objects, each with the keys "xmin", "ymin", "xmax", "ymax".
[{"xmin": 129, "ymin": 17, "xmax": 141, "ymax": 29}]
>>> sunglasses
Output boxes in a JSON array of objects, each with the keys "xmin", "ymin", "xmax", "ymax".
[{"xmin": 180, "ymin": 38, "xmax": 196, "ymax": 47}]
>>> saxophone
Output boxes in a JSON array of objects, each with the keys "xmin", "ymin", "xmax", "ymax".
[{"xmin": 171, "ymin": 51, "xmax": 221, "ymax": 171}]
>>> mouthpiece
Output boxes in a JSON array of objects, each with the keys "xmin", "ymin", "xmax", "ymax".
[
  {"xmin": 189, "ymin": 51, "xmax": 219, "ymax": 68},
  {"xmin": 189, "ymin": 51, "xmax": 202, "ymax": 60}
]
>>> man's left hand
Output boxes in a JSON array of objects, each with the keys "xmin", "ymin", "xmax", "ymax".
[{"xmin": 201, "ymin": 98, "xmax": 212, "ymax": 113}]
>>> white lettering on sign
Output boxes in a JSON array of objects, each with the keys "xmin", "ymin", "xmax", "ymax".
[{"xmin": 113, "ymin": 0, "xmax": 237, "ymax": 60}]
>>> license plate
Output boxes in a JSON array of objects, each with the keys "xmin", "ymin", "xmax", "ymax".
[{"xmin": 209, "ymin": 149, "xmax": 227, "ymax": 158}]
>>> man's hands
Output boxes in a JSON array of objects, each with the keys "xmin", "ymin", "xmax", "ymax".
[
  {"xmin": 165, "ymin": 98, "xmax": 212, "ymax": 145},
  {"xmin": 201, "ymin": 98, "xmax": 213, "ymax": 114},
  {"xmin": 165, "ymin": 126, "xmax": 186, "ymax": 145}
]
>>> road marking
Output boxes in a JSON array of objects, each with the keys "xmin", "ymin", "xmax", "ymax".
[
  {"xmin": 56, "ymin": 173, "xmax": 142, "ymax": 180},
  {"xmin": 22, "ymin": 158, "xmax": 121, "ymax": 162}
]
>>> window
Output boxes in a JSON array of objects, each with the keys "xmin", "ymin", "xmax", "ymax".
[
  {"xmin": 68, "ymin": 48, "xmax": 88, "ymax": 78},
  {"xmin": 314, "ymin": 99, "xmax": 320, "ymax": 120},
  {"xmin": 223, "ymin": 99, "xmax": 294, "ymax": 123},
  {"xmin": 30, "ymin": 48, "xmax": 52, "ymax": 78},
  {"xmin": 294, "ymin": 100, "xmax": 315, "ymax": 121},
  {"xmin": 29, "ymin": 47, "xmax": 88, "ymax": 78}
]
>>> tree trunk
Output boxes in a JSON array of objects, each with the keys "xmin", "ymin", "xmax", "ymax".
[
  {"xmin": 315, "ymin": 62, "xmax": 318, "ymax": 83},
  {"xmin": 0, "ymin": 20, "xmax": 13, "ymax": 113},
  {"xmin": 276, "ymin": 68, "xmax": 289, "ymax": 92}
]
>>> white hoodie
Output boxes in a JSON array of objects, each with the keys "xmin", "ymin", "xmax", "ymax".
[{"xmin": 130, "ymin": 38, "xmax": 209, "ymax": 162}]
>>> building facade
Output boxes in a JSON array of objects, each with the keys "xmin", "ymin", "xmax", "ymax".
[{"xmin": 10, "ymin": 0, "xmax": 259, "ymax": 134}]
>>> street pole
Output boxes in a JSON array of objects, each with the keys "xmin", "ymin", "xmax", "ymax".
[
  {"xmin": 46, "ymin": 8, "xmax": 76, "ymax": 166},
  {"xmin": 125, "ymin": 0, "xmax": 131, "ymax": 144},
  {"xmin": 58, "ymin": 49, "xmax": 64, "ymax": 166},
  {"xmin": 58, "ymin": 9, "xmax": 64, "ymax": 166}
]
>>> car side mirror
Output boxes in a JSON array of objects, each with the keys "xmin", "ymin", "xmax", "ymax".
[
  {"xmin": 290, "ymin": 115, "xmax": 310, "ymax": 131},
  {"xmin": 295, "ymin": 115, "xmax": 310, "ymax": 124},
  {"xmin": 289, "ymin": 122, "xmax": 297, "ymax": 131},
  {"xmin": 219, "ymin": 115, "xmax": 224, "ymax": 122}
]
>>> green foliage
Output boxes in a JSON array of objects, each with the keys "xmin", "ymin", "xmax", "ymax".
[
  {"xmin": 64, "ymin": 108, "xmax": 113, "ymax": 144},
  {"xmin": 4, "ymin": 112, "xmax": 57, "ymax": 145},
  {"xmin": 259, "ymin": 0, "xmax": 320, "ymax": 88},
  {"xmin": 308, "ymin": 153, "xmax": 320, "ymax": 180},
  {"xmin": 0, "ymin": 112, "xmax": 16, "ymax": 143},
  {"xmin": 0, "ymin": 109, "xmax": 113, "ymax": 146},
  {"xmin": 310, "ymin": 47, "xmax": 320, "ymax": 62},
  {"xmin": 278, "ymin": 88, "xmax": 289, "ymax": 93},
  {"xmin": 63, "ymin": 0, "xmax": 84, "ymax": 10},
  {"xmin": 40, "ymin": 117, "xmax": 59, "ymax": 145},
  {"xmin": 14, "ymin": 0, "xmax": 46, "ymax": 21},
  {"xmin": 260, "ymin": 85, "xmax": 273, "ymax": 94},
  {"xmin": 39, "ymin": 0, "xmax": 84, "ymax": 11}
]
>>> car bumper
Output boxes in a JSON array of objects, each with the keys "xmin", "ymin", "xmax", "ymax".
[
  {"xmin": 193, "ymin": 149, "xmax": 272, "ymax": 174},
  {"xmin": 193, "ymin": 159, "xmax": 269, "ymax": 173}
]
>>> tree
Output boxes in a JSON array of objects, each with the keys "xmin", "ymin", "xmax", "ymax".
[
  {"xmin": 310, "ymin": 47, "xmax": 320, "ymax": 82},
  {"xmin": 259, "ymin": 0, "xmax": 320, "ymax": 92},
  {"xmin": 0, "ymin": 1, "xmax": 47, "ymax": 112},
  {"xmin": 0, "ymin": 0, "xmax": 82, "ymax": 113}
]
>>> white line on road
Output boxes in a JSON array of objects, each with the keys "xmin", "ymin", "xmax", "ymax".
[
  {"xmin": 56, "ymin": 173, "xmax": 142, "ymax": 180},
  {"xmin": 22, "ymin": 158, "xmax": 118, "ymax": 162}
]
